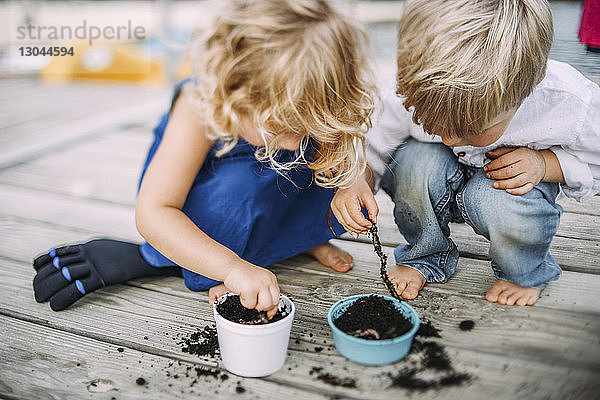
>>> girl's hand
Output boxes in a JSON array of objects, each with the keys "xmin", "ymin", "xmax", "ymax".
[
  {"xmin": 484, "ymin": 147, "xmax": 546, "ymax": 195},
  {"xmin": 331, "ymin": 177, "xmax": 379, "ymax": 235},
  {"xmin": 223, "ymin": 261, "xmax": 280, "ymax": 319}
]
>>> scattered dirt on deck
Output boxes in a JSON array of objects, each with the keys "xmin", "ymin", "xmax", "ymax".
[
  {"xmin": 310, "ymin": 367, "xmax": 357, "ymax": 388},
  {"xmin": 305, "ymin": 318, "xmax": 471, "ymax": 392},
  {"xmin": 459, "ymin": 320, "xmax": 475, "ymax": 331},
  {"xmin": 177, "ymin": 324, "xmax": 219, "ymax": 358},
  {"xmin": 384, "ymin": 319, "xmax": 471, "ymax": 391},
  {"xmin": 417, "ymin": 320, "xmax": 442, "ymax": 338}
]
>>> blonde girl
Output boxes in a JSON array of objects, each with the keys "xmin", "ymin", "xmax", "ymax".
[{"xmin": 33, "ymin": 0, "xmax": 376, "ymax": 318}]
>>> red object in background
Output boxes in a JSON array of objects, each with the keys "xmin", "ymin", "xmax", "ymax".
[{"xmin": 579, "ymin": 0, "xmax": 600, "ymax": 49}]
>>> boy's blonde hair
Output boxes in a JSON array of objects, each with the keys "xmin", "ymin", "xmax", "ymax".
[
  {"xmin": 396, "ymin": 0, "xmax": 553, "ymax": 138},
  {"xmin": 189, "ymin": 0, "xmax": 376, "ymax": 188}
]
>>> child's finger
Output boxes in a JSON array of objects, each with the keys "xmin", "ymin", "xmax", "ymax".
[
  {"xmin": 331, "ymin": 204, "xmax": 356, "ymax": 235},
  {"xmin": 492, "ymin": 173, "xmax": 527, "ymax": 190},
  {"xmin": 339, "ymin": 206, "xmax": 365, "ymax": 233},
  {"xmin": 239, "ymin": 292, "xmax": 259, "ymax": 310},
  {"xmin": 347, "ymin": 203, "xmax": 372, "ymax": 230},
  {"xmin": 485, "ymin": 162, "xmax": 522, "ymax": 180},
  {"xmin": 256, "ymin": 290, "xmax": 275, "ymax": 313},
  {"xmin": 506, "ymin": 182, "xmax": 535, "ymax": 195},
  {"xmin": 363, "ymin": 195, "xmax": 379, "ymax": 224},
  {"xmin": 484, "ymin": 155, "xmax": 520, "ymax": 172},
  {"xmin": 341, "ymin": 223, "xmax": 358, "ymax": 237},
  {"xmin": 266, "ymin": 305, "xmax": 278, "ymax": 319},
  {"xmin": 485, "ymin": 147, "xmax": 516, "ymax": 159},
  {"xmin": 269, "ymin": 286, "xmax": 280, "ymax": 312},
  {"xmin": 265, "ymin": 290, "xmax": 279, "ymax": 319}
]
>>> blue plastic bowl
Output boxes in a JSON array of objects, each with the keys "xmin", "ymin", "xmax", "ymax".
[{"xmin": 327, "ymin": 294, "xmax": 420, "ymax": 366}]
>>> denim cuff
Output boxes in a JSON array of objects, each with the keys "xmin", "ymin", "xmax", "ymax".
[{"xmin": 396, "ymin": 262, "xmax": 446, "ymax": 284}]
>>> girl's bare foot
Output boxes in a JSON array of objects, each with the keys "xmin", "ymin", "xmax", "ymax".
[
  {"xmin": 387, "ymin": 265, "xmax": 426, "ymax": 299},
  {"xmin": 306, "ymin": 242, "xmax": 353, "ymax": 272},
  {"xmin": 485, "ymin": 280, "xmax": 540, "ymax": 306},
  {"xmin": 208, "ymin": 283, "xmax": 230, "ymax": 305}
]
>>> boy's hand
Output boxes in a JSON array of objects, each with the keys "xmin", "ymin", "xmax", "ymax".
[
  {"xmin": 223, "ymin": 261, "xmax": 280, "ymax": 319},
  {"xmin": 484, "ymin": 147, "xmax": 546, "ymax": 195},
  {"xmin": 331, "ymin": 177, "xmax": 379, "ymax": 235}
]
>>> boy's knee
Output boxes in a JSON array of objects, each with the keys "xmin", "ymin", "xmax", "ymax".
[
  {"xmin": 386, "ymin": 141, "xmax": 460, "ymax": 196},
  {"xmin": 460, "ymin": 173, "xmax": 561, "ymax": 244}
]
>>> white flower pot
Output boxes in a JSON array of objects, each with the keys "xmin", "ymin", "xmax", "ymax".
[{"xmin": 213, "ymin": 293, "xmax": 295, "ymax": 377}]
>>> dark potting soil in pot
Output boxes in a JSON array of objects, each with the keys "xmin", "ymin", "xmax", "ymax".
[
  {"xmin": 333, "ymin": 295, "xmax": 413, "ymax": 340},
  {"xmin": 216, "ymin": 294, "xmax": 289, "ymax": 325}
]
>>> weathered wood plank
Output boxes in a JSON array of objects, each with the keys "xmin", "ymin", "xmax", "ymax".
[
  {"xmin": 0, "ymin": 167, "xmax": 138, "ymax": 206},
  {"xmin": 0, "ymin": 130, "xmax": 151, "ymax": 205},
  {"xmin": 1, "ymin": 257, "xmax": 599, "ymax": 400},
  {"xmin": 3, "ymin": 254, "xmax": 599, "ymax": 370},
  {"xmin": 0, "ymin": 215, "xmax": 101, "ymax": 263},
  {"xmin": 31, "ymin": 129, "xmax": 154, "ymax": 170},
  {"xmin": 0, "ymin": 78, "xmax": 43, "ymax": 102},
  {"xmin": 0, "ymin": 186, "xmax": 140, "ymax": 242},
  {"xmin": 0, "ymin": 91, "xmax": 167, "ymax": 170},
  {"xmin": 0, "ymin": 81, "xmax": 166, "ymax": 134},
  {"xmin": 558, "ymin": 196, "xmax": 600, "ymax": 217},
  {"xmin": 0, "ymin": 316, "xmax": 331, "ymax": 400}
]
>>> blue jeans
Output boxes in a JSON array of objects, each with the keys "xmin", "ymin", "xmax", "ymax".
[{"xmin": 381, "ymin": 139, "xmax": 563, "ymax": 289}]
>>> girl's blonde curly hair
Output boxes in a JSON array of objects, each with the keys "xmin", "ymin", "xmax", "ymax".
[{"xmin": 188, "ymin": 0, "xmax": 376, "ymax": 188}]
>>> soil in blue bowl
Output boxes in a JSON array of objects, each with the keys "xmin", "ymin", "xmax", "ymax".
[{"xmin": 333, "ymin": 295, "xmax": 413, "ymax": 340}]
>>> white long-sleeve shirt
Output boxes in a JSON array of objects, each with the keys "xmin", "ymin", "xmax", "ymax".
[{"xmin": 366, "ymin": 60, "xmax": 600, "ymax": 201}]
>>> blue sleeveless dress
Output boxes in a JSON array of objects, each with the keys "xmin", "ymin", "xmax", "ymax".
[{"xmin": 138, "ymin": 81, "xmax": 345, "ymax": 291}]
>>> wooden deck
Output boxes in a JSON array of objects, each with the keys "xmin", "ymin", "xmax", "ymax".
[{"xmin": 1, "ymin": 5, "xmax": 600, "ymax": 400}]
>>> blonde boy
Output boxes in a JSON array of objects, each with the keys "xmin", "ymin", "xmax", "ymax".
[{"xmin": 332, "ymin": 0, "xmax": 600, "ymax": 305}]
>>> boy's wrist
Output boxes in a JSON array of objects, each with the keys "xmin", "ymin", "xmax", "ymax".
[{"xmin": 540, "ymin": 150, "xmax": 565, "ymax": 183}]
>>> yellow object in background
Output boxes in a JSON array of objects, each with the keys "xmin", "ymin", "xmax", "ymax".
[
  {"xmin": 175, "ymin": 54, "xmax": 193, "ymax": 81},
  {"xmin": 41, "ymin": 42, "xmax": 165, "ymax": 83}
]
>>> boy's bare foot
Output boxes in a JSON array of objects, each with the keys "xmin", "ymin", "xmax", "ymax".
[
  {"xmin": 306, "ymin": 242, "xmax": 353, "ymax": 272},
  {"xmin": 388, "ymin": 265, "xmax": 426, "ymax": 299},
  {"xmin": 208, "ymin": 284, "xmax": 230, "ymax": 305},
  {"xmin": 485, "ymin": 280, "xmax": 540, "ymax": 306}
]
